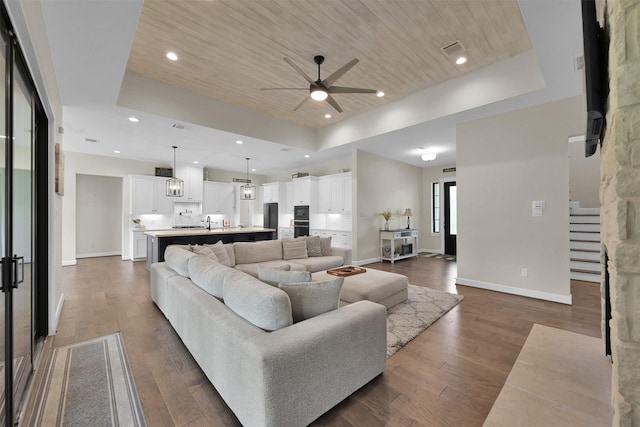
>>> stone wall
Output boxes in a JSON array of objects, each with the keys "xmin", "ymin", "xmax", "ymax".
[{"xmin": 601, "ymin": 0, "xmax": 640, "ymax": 424}]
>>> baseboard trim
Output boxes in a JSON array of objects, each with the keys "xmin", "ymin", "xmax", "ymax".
[
  {"xmin": 62, "ymin": 259, "xmax": 77, "ymax": 266},
  {"xmin": 354, "ymin": 257, "xmax": 381, "ymax": 266},
  {"xmin": 76, "ymin": 251, "xmax": 121, "ymax": 259},
  {"xmin": 456, "ymin": 277, "xmax": 573, "ymax": 305}
]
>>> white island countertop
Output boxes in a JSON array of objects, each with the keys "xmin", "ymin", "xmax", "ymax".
[{"xmin": 144, "ymin": 227, "xmax": 276, "ymax": 238}]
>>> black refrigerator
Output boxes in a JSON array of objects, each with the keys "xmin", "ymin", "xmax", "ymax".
[{"xmin": 263, "ymin": 203, "xmax": 278, "ymax": 229}]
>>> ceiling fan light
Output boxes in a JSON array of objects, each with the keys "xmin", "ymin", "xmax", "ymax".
[
  {"xmin": 421, "ymin": 153, "xmax": 437, "ymax": 161},
  {"xmin": 310, "ymin": 87, "xmax": 328, "ymax": 101},
  {"xmin": 376, "ymin": 91, "xmax": 385, "ymax": 97}
]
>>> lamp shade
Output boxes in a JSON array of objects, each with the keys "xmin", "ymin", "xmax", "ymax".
[{"xmin": 403, "ymin": 208, "xmax": 413, "ymax": 217}]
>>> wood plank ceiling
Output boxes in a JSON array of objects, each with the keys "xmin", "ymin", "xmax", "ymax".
[{"xmin": 126, "ymin": 0, "xmax": 531, "ymax": 130}]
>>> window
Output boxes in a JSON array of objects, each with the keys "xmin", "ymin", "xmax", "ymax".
[{"xmin": 432, "ymin": 182, "xmax": 440, "ymax": 233}]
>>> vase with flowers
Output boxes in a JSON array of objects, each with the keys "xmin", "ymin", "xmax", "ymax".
[{"xmin": 380, "ymin": 209, "xmax": 392, "ymax": 231}]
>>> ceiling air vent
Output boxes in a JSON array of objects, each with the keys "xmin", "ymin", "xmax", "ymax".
[
  {"xmin": 171, "ymin": 123, "xmax": 190, "ymax": 131},
  {"xmin": 440, "ymin": 40, "xmax": 465, "ymax": 57},
  {"xmin": 84, "ymin": 137, "xmax": 100, "ymax": 143}
]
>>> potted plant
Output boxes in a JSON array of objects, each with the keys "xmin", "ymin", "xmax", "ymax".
[
  {"xmin": 132, "ymin": 218, "xmax": 143, "ymax": 229},
  {"xmin": 380, "ymin": 209, "xmax": 392, "ymax": 231}
]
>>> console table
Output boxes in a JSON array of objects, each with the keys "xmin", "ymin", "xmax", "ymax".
[{"xmin": 380, "ymin": 229, "xmax": 419, "ymax": 263}]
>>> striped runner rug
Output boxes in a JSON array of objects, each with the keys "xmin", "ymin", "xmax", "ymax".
[{"xmin": 30, "ymin": 332, "xmax": 146, "ymax": 426}]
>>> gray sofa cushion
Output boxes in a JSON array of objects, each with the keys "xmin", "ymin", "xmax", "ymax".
[
  {"xmin": 305, "ymin": 236, "xmax": 322, "ymax": 257},
  {"xmin": 165, "ymin": 245, "xmax": 198, "ymax": 277},
  {"xmin": 188, "ymin": 254, "xmax": 233, "ymax": 299},
  {"xmin": 236, "ymin": 260, "xmax": 307, "ymax": 277},
  {"xmin": 278, "ymin": 277, "xmax": 344, "ymax": 322},
  {"xmin": 234, "ymin": 240, "xmax": 283, "ymax": 264},
  {"xmin": 223, "ymin": 269, "xmax": 293, "ymax": 331},
  {"xmin": 320, "ymin": 237, "xmax": 332, "ymax": 256},
  {"xmin": 287, "ymin": 255, "xmax": 345, "ymax": 273},
  {"xmin": 191, "ymin": 244, "xmax": 219, "ymax": 261},
  {"xmin": 257, "ymin": 265, "xmax": 311, "ymax": 287},
  {"xmin": 207, "ymin": 241, "xmax": 232, "ymax": 266},
  {"xmin": 283, "ymin": 238, "xmax": 308, "ymax": 260}
]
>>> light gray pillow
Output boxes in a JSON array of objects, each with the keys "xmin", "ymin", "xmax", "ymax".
[
  {"xmin": 278, "ymin": 277, "xmax": 344, "ymax": 322},
  {"xmin": 206, "ymin": 241, "xmax": 232, "ymax": 266},
  {"xmin": 282, "ymin": 238, "xmax": 308, "ymax": 260},
  {"xmin": 319, "ymin": 237, "xmax": 332, "ymax": 256},
  {"xmin": 305, "ymin": 235, "xmax": 322, "ymax": 257},
  {"xmin": 191, "ymin": 244, "xmax": 219, "ymax": 262},
  {"xmin": 258, "ymin": 264, "xmax": 311, "ymax": 287}
]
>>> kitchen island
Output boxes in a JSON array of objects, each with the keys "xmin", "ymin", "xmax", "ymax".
[{"xmin": 145, "ymin": 227, "xmax": 277, "ymax": 268}]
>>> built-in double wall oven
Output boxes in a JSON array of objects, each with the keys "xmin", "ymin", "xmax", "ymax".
[{"xmin": 293, "ymin": 205, "xmax": 309, "ymax": 237}]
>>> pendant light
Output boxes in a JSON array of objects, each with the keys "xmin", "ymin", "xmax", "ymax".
[
  {"xmin": 166, "ymin": 146, "xmax": 184, "ymax": 197},
  {"xmin": 240, "ymin": 157, "xmax": 256, "ymax": 200}
]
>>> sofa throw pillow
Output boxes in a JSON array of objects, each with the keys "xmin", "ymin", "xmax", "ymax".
[
  {"xmin": 278, "ymin": 277, "xmax": 344, "ymax": 322},
  {"xmin": 191, "ymin": 245, "xmax": 219, "ymax": 262},
  {"xmin": 282, "ymin": 238, "xmax": 308, "ymax": 260},
  {"xmin": 319, "ymin": 237, "xmax": 332, "ymax": 256},
  {"xmin": 258, "ymin": 264, "xmax": 311, "ymax": 287},
  {"xmin": 188, "ymin": 255, "xmax": 231, "ymax": 299},
  {"xmin": 305, "ymin": 235, "xmax": 322, "ymax": 257},
  {"xmin": 206, "ymin": 241, "xmax": 232, "ymax": 267}
]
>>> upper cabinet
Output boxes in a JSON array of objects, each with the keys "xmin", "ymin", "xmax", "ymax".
[
  {"xmin": 318, "ymin": 172, "xmax": 352, "ymax": 213},
  {"xmin": 203, "ymin": 181, "xmax": 235, "ymax": 214},
  {"xmin": 175, "ymin": 166, "xmax": 204, "ymax": 202},
  {"xmin": 130, "ymin": 175, "xmax": 174, "ymax": 214},
  {"xmin": 285, "ymin": 181, "xmax": 294, "ymax": 213},
  {"xmin": 262, "ymin": 182, "xmax": 284, "ymax": 204},
  {"xmin": 292, "ymin": 176, "xmax": 318, "ymax": 206}
]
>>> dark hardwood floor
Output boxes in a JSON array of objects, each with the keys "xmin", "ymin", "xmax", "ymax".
[{"xmin": 42, "ymin": 255, "xmax": 601, "ymax": 426}]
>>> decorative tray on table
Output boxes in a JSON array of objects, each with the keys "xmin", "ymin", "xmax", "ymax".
[{"xmin": 326, "ymin": 266, "xmax": 367, "ymax": 277}]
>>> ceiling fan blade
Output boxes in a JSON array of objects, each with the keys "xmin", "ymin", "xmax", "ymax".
[
  {"xmin": 328, "ymin": 86, "xmax": 377, "ymax": 94},
  {"xmin": 322, "ymin": 58, "xmax": 359, "ymax": 87},
  {"xmin": 283, "ymin": 57, "xmax": 315, "ymax": 84},
  {"xmin": 293, "ymin": 96, "xmax": 310, "ymax": 112},
  {"xmin": 325, "ymin": 94, "xmax": 343, "ymax": 113},
  {"xmin": 260, "ymin": 87, "xmax": 308, "ymax": 91}
]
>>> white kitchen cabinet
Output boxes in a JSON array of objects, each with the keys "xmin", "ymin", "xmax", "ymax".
[
  {"xmin": 262, "ymin": 182, "xmax": 283, "ymax": 203},
  {"xmin": 311, "ymin": 229, "xmax": 352, "ymax": 248},
  {"xmin": 130, "ymin": 175, "xmax": 174, "ymax": 214},
  {"xmin": 203, "ymin": 181, "xmax": 235, "ymax": 214},
  {"xmin": 292, "ymin": 176, "xmax": 317, "ymax": 206},
  {"xmin": 131, "ymin": 231, "xmax": 147, "ymax": 261},
  {"xmin": 175, "ymin": 166, "xmax": 203, "ymax": 202},
  {"xmin": 285, "ymin": 182, "xmax": 294, "ymax": 213},
  {"xmin": 318, "ymin": 172, "xmax": 351, "ymax": 213},
  {"xmin": 279, "ymin": 227, "xmax": 294, "ymax": 239}
]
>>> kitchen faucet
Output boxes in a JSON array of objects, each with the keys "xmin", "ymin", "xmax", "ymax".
[{"xmin": 206, "ymin": 215, "xmax": 211, "ymax": 230}]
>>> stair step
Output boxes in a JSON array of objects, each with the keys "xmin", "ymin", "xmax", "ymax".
[
  {"xmin": 570, "ymin": 231, "xmax": 601, "ymax": 242},
  {"xmin": 569, "ymin": 207, "xmax": 601, "ymax": 215},
  {"xmin": 570, "ymin": 241, "xmax": 601, "ymax": 251},
  {"xmin": 571, "ymin": 271, "xmax": 601, "ymax": 283},
  {"xmin": 569, "ymin": 215, "xmax": 600, "ymax": 224},
  {"xmin": 570, "ymin": 223, "xmax": 601, "ymax": 232},
  {"xmin": 571, "ymin": 260, "xmax": 601, "ymax": 272},
  {"xmin": 570, "ymin": 250, "xmax": 600, "ymax": 261}
]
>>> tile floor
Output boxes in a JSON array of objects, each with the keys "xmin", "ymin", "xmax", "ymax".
[{"xmin": 483, "ymin": 324, "xmax": 612, "ymax": 427}]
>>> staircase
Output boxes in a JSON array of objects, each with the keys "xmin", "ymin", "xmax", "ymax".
[{"xmin": 569, "ymin": 201, "xmax": 601, "ymax": 282}]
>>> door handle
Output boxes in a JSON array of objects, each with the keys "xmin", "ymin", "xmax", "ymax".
[{"xmin": 13, "ymin": 255, "xmax": 24, "ymax": 288}]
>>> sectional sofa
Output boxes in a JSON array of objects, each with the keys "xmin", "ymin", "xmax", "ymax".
[{"xmin": 150, "ymin": 241, "xmax": 387, "ymax": 427}]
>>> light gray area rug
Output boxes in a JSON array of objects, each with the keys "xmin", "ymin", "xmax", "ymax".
[
  {"xmin": 387, "ymin": 284, "xmax": 463, "ymax": 357},
  {"xmin": 30, "ymin": 332, "xmax": 146, "ymax": 427}
]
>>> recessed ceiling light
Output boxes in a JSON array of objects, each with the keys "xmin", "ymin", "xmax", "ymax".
[
  {"xmin": 113, "ymin": 150, "xmax": 121, "ymax": 154},
  {"xmin": 166, "ymin": 52, "xmax": 178, "ymax": 61},
  {"xmin": 376, "ymin": 91, "xmax": 385, "ymax": 97},
  {"xmin": 324, "ymin": 113, "xmax": 332, "ymax": 119},
  {"xmin": 236, "ymin": 140, "xmax": 243, "ymax": 144},
  {"xmin": 251, "ymin": 168, "xmax": 256, "ymax": 172},
  {"xmin": 193, "ymin": 161, "xmax": 199, "ymax": 164},
  {"xmin": 421, "ymin": 153, "xmax": 437, "ymax": 161},
  {"xmin": 128, "ymin": 117, "xmax": 139, "ymax": 123},
  {"xmin": 304, "ymin": 154, "xmax": 310, "ymax": 158},
  {"xmin": 456, "ymin": 56, "xmax": 467, "ymax": 65}
]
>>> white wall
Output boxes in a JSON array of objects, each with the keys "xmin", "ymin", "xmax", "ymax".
[
  {"xmin": 266, "ymin": 156, "xmax": 352, "ymax": 182},
  {"xmin": 568, "ymin": 139, "xmax": 600, "ymax": 208},
  {"xmin": 62, "ymin": 152, "xmax": 165, "ymax": 264},
  {"xmin": 456, "ymin": 96, "xmax": 584, "ymax": 304},
  {"xmin": 420, "ymin": 164, "xmax": 457, "ymax": 253},
  {"xmin": 354, "ymin": 150, "xmax": 422, "ymax": 263},
  {"xmin": 76, "ymin": 174, "xmax": 122, "ymax": 257}
]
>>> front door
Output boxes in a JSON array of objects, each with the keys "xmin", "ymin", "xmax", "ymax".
[{"xmin": 444, "ymin": 181, "xmax": 457, "ymax": 255}]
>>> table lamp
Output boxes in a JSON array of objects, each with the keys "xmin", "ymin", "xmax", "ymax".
[{"xmin": 404, "ymin": 208, "xmax": 413, "ymax": 229}]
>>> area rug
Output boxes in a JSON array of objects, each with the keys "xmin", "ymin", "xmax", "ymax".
[
  {"xmin": 30, "ymin": 332, "xmax": 146, "ymax": 427},
  {"xmin": 422, "ymin": 252, "xmax": 456, "ymax": 261},
  {"xmin": 387, "ymin": 284, "xmax": 463, "ymax": 357}
]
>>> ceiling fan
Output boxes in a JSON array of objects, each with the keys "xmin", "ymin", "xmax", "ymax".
[{"xmin": 261, "ymin": 55, "xmax": 378, "ymax": 113}]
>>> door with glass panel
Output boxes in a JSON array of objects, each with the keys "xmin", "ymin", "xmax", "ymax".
[{"xmin": 444, "ymin": 181, "xmax": 457, "ymax": 255}]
